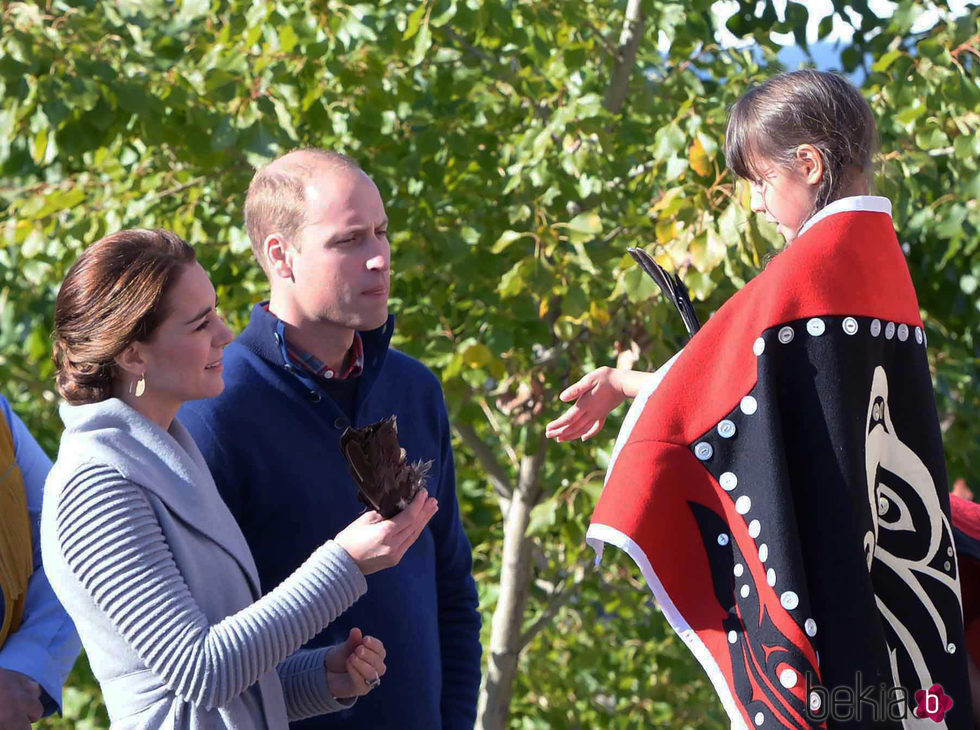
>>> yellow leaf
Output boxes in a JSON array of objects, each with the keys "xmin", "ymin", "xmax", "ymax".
[
  {"xmin": 31, "ymin": 129, "xmax": 48, "ymax": 165},
  {"xmin": 655, "ymin": 219, "xmax": 677, "ymax": 245},
  {"xmin": 739, "ymin": 180, "xmax": 752, "ymax": 210},
  {"xmin": 461, "ymin": 342, "xmax": 493, "ymax": 368},
  {"xmin": 589, "ymin": 300, "xmax": 610, "ymax": 326},
  {"xmin": 689, "ymin": 137, "xmax": 711, "ymax": 178}
]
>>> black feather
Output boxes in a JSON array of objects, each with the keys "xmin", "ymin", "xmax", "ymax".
[
  {"xmin": 627, "ymin": 247, "xmax": 702, "ymax": 339},
  {"xmin": 340, "ymin": 416, "xmax": 431, "ymax": 519}
]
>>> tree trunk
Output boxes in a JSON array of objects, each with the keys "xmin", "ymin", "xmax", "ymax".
[
  {"xmin": 475, "ymin": 438, "xmax": 546, "ymax": 730},
  {"xmin": 604, "ymin": 0, "xmax": 646, "ymax": 114},
  {"xmin": 476, "ymin": 7, "xmax": 648, "ymax": 722}
]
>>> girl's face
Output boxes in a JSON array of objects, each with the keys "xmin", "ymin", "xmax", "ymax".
[{"xmin": 748, "ymin": 149, "xmax": 822, "ymax": 243}]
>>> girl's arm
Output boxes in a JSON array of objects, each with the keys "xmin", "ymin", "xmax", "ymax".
[
  {"xmin": 545, "ymin": 353, "xmax": 681, "ymax": 443},
  {"xmin": 546, "ymin": 368, "xmax": 655, "ymax": 442}
]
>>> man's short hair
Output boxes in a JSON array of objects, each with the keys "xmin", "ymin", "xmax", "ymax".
[{"xmin": 244, "ymin": 148, "xmax": 362, "ymax": 273}]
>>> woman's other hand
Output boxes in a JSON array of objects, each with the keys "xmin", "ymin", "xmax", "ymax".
[
  {"xmin": 334, "ymin": 489, "xmax": 438, "ymax": 575},
  {"xmin": 325, "ymin": 628, "xmax": 386, "ymax": 700}
]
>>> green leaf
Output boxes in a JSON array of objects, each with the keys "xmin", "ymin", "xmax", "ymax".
[
  {"xmin": 872, "ymin": 49, "xmax": 903, "ymax": 73},
  {"xmin": 409, "ymin": 20, "xmax": 432, "ymax": 65},
  {"xmin": 460, "ymin": 341, "xmax": 493, "ymax": 367},
  {"xmin": 653, "ymin": 124, "xmax": 686, "ymax": 163},
  {"xmin": 430, "ymin": 0, "xmax": 457, "ymax": 28},
  {"xmin": 915, "ymin": 126, "xmax": 948, "ymax": 150},
  {"xmin": 279, "ymin": 25, "xmax": 299, "ymax": 53},
  {"xmin": 498, "ymin": 259, "xmax": 529, "ymax": 299},
  {"xmin": 403, "ymin": 3, "xmax": 427, "ymax": 40},
  {"xmin": 527, "ymin": 499, "xmax": 558, "ymax": 535},
  {"xmin": 177, "ymin": 0, "xmax": 210, "ymax": 25},
  {"xmin": 30, "ymin": 128, "xmax": 47, "ymax": 165},
  {"xmin": 491, "ymin": 230, "xmax": 530, "ymax": 254},
  {"xmin": 566, "ymin": 211, "xmax": 601, "ymax": 237}
]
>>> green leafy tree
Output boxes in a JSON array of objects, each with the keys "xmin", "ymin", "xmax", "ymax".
[{"xmin": 0, "ymin": 1, "xmax": 976, "ymax": 727}]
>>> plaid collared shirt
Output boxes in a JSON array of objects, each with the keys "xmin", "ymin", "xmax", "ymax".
[{"xmin": 263, "ymin": 304, "xmax": 364, "ymax": 380}]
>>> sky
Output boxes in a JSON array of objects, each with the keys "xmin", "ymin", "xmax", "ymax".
[
  {"xmin": 711, "ymin": 0, "xmax": 975, "ymax": 48},
  {"xmin": 702, "ymin": 0, "xmax": 976, "ymax": 80}
]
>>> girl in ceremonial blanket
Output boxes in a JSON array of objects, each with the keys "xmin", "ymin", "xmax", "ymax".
[{"xmin": 548, "ymin": 70, "xmax": 974, "ymax": 729}]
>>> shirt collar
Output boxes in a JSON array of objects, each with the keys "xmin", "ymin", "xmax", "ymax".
[
  {"xmin": 237, "ymin": 302, "xmax": 396, "ymax": 398},
  {"xmin": 260, "ymin": 303, "xmax": 364, "ymax": 380},
  {"xmin": 798, "ymin": 195, "xmax": 892, "ymax": 238}
]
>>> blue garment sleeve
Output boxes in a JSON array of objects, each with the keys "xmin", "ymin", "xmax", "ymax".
[
  {"xmin": 428, "ymin": 393, "xmax": 482, "ymax": 730},
  {"xmin": 0, "ymin": 397, "xmax": 82, "ymax": 715}
]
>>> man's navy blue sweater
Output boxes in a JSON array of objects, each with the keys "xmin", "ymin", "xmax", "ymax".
[{"xmin": 180, "ymin": 304, "xmax": 481, "ymax": 729}]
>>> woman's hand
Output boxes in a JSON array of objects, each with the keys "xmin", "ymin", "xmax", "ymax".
[
  {"xmin": 545, "ymin": 367, "xmax": 630, "ymax": 442},
  {"xmin": 334, "ymin": 489, "xmax": 438, "ymax": 575},
  {"xmin": 325, "ymin": 628, "xmax": 386, "ymax": 700}
]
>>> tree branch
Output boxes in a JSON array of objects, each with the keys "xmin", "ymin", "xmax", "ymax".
[
  {"xmin": 455, "ymin": 421, "xmax": 514, "ymax": 504},
  {"xmin": 519, "ymin": 558, "xmax": 591, "ymax": 650},
  {"xmin": 582, "ymin": 16, "xmax": 618, "ymax": 58},
  {"xmin": 519, "ymin": 584, "xmax": 578, "ymax": 650},
  {"xmin": 478, "ymin": 398, "xmax": 520, "ymax": 469},
  {"xmin": 517, "ymin": 433, "xmax": 548, "ymax": 503},
  {"xmin": 440, "ymin": 26, "xmax": 499, "ymax": 66},
  {"xmin": 951, "ymin": 33, "xmax": 979, "ymax": 60},
  {"xmin": 144, "ymin": 175, "xmax": 207, "ymax": 203},
  {"xmin": 603, "ymin": 0, "xmax": 646, "ymax": 114}
]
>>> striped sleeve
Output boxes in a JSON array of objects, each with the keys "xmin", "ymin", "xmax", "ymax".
[
  {"xmin": 54, "ymin": 465, "xmax": 367, "ymax": 711},
  {"xmin": 277, "ymin": 648, "xmax": 354, "ymax": 721}
]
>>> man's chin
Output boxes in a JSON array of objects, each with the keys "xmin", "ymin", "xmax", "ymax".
[{"xmin": 352, "ymin": 308, "xmax": 390, "ymax": 332}]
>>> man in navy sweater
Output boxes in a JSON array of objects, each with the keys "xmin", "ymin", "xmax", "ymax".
[{"xmin": 180, "ymin": 148, "xmax": 482, "ymax": 729}]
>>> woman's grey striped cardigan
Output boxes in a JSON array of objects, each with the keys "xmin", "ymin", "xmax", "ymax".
[{"xmin": 41, "ymin": 398, "xmax": 368, "ymax": 729}]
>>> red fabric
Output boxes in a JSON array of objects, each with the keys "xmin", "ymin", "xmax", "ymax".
[
  {"xmin": 951, "ymin": 494, "xmax": 980, "ymax": 542},
  {"xmin": 592, "ymin": 442, "xmax": 816, "ymax": 727},
  {"xmin": 637, "ymin": 210, "xmax": 921, "ymax": 447},
  {"xmin": 951, "ymin": 495, "xmax": 980, "ymax": 666}
]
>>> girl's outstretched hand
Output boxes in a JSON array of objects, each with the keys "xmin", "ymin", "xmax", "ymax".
[
  {"xmin": 325, "ymin": 628, "xmax": 386, "ymax": 700},
  {"xmin": 545, "ymin": 367, "xmax": 627, "ymax": 443},
  {"xmin": 334, "ymin": 489, "xmax": 438, "ymax": 575}
]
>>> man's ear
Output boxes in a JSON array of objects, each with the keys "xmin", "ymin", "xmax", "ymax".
[
  {"xmin": 114, "ymin": 343, "xmax": 147, "ymax": 377},
  {"xmin": 264, "ymin": 234, "xmax": 294, "ymax": 280},
  {"xmin": 796, "ymin": 144, "xmax": 824, "ymax": 187}
]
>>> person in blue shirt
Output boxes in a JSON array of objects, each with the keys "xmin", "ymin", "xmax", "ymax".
[
  {"xmin": 180, "ymin": 148, "xmax": 482, "ymax": 730},
  {"xmin": 0, "ymin": 395, "xmax": 80, "ymax": 728}
]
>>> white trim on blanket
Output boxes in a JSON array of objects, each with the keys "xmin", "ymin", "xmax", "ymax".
[
  {"xmin": 798, "ymin": 195, "xmax": 892, "ymax": 238},
  {"xmin": 586, "ymin": 523, "xmax": 750, "ymax": 730}
]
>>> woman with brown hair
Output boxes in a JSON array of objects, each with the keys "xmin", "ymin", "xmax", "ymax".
[{"xmin": 40, "ymin": 228, "xmax": 439, "ymax": 730}]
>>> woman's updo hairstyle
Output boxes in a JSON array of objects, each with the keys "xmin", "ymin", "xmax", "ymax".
[
  {"xmin": 725, "ymin": 69, "xmax": 879, "ymax": 214},
  {"xmin": 53, "ymin": 229, "xmax": 196, "ymax": 405}
]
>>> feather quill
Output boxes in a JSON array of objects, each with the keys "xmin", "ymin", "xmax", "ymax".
[{"xmin": 627, "ymin": 247, "xmax": 702, "ymax": 339}]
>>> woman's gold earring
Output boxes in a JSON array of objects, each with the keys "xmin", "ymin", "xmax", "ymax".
[{"xmin": 135, "ymin": 374, "xmax": 146, "ymax": 398}]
